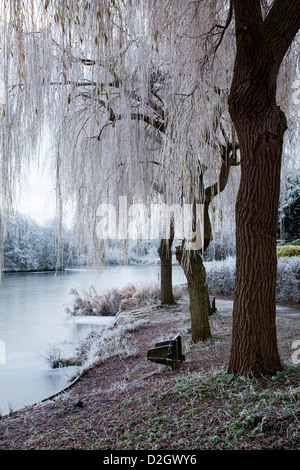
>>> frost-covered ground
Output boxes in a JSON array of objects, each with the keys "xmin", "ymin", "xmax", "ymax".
[{"xmin": 0, "ymin": 297, "xmax": 299, "ymax": 450}]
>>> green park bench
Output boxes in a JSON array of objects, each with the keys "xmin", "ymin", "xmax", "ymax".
[
  {"xmin": 147, "ymin": 335, "xmax": 185, "ymax": 370},
  {"xmin": 147, "ymin": 299, "xmax": 216, "ymax": 370}
]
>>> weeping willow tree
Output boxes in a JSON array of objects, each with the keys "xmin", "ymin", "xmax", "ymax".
[
  {"xmin": 135, "ymin": 1, "xmax": 242, "ymax": 341},
  {"xmin": 0, "ymin": 0, "xmax": 240, "ymax": 343},
  {"xmin": 1, "ymin": 1, "xmax": 299, "ymax": 366}
]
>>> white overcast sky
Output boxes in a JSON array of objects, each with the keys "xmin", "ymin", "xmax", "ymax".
[
  {"xmin": 17, "ymin": 166, "xmax": 75, "ymax": 228},
  {"xmin": 15, "ymin": 126, "xmax": 74, "ymax": 227},
  {"xmin": 16, "ymin": 165, "xmax": 56, "ymax": 225}
]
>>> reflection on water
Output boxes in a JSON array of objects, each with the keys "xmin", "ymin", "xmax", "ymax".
[{"xmin": 0, "ymin": 265, "xmax": 186, "ymax": 415}]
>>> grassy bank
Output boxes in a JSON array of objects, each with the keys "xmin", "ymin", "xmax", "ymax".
[
  {"xmin": 0, "ymin": 296, "xmax": 299, "ymax": 450},
  {"xmin": 87, "ymin": 365, "xmax": 299, "ymax": 450}
]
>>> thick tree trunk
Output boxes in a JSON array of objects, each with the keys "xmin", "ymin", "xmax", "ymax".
[
  {"xmin": 158, "ymin": 218, "xmax": 176, "ymax": 305},
  {"xmin": 158, "ymin": 237, "xmax": 176, "ymax": 305},
  {"xmin": 229, "ymin": 101, "xmax": 286, "ymax": 375},
  {"xmin": 176, "ymin": 245, "xmax": 212, "ymax": 342},
  {"xmin": 227, "ymin": 0, "xmax": 300, "ymax": 375}
]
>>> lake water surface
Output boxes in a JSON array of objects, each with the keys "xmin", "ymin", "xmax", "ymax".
[{"xmin": 0, "ymin": 264, "xmax": 186, "ymax": 415}]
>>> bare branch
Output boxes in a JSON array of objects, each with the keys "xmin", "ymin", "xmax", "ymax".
[
  {"xmin": 212, "ymin": 1, "xmax": 233, "ymax": 56},
  {"xmin": 264, "ymin": 0, "xmax": 300, "ymax": 76}
]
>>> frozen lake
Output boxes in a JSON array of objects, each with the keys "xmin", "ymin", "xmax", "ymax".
[{"xmin": 0, "ymin": 264, "xmax": 186, "ymax": 416}]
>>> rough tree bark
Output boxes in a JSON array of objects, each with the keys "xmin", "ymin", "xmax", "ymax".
[
  {"xmin": 228, "ymin": 0, "xmax": 300, "ymax": 375},
  {"xmin": 175, "ymin": 143, "xmax": 239, "ymax": 342},
  {"xmin": 175, "ymin": 170, "xmax": 213, "ymax": 342},
  {"xmin": 176, "ymin": 244, "xmax": 212, "ymax": 342},
  {"xmin": 158, "ymin": 221, "xmax": 176, "ymax": 305}
]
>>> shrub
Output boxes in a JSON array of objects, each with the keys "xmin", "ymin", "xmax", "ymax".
[
  {"xmin": 276, "ymin": 256, "xmax": 300, "ymax": 303},
  {"xmin": 65, "ymin": 282, "xmax": 160, "ymax": 317},
  {"xmin": 277, "ymin": 240, "xmax": 300, "ymax": 247},
  {"xmin": 277, "ymin": 245, "xmax": 300, "ymax": 257},
  {"xmin": 41, "ymin": 344, "xmax": 83, "ymax": 369},
  {"xmin": 205, "ymin": 257, "xmax": 236, "ymax": 297},
  {"xmin": 65, "ymin": 285, "xmax": 120, "ymax": 316},
  {"xmin": 205, "ymin": 256, "xmax": 300, "ymax": 303}
]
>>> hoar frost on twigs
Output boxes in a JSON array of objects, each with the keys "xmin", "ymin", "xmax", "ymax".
[{"xmin": 0, "ymin": 1, "xmax": 299, "ymax": 265}]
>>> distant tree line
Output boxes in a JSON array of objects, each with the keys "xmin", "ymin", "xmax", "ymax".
[
  {"xmin": 3, "ymin": 190, "xmax": 298, "ymax": 273},
  {"xmin": 1, "ymin": 212, "xmax": 161, "ymax": 272},
  {"xmin": 2, "ymin": 212, "xmax": 74, "ymax": 272}
]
